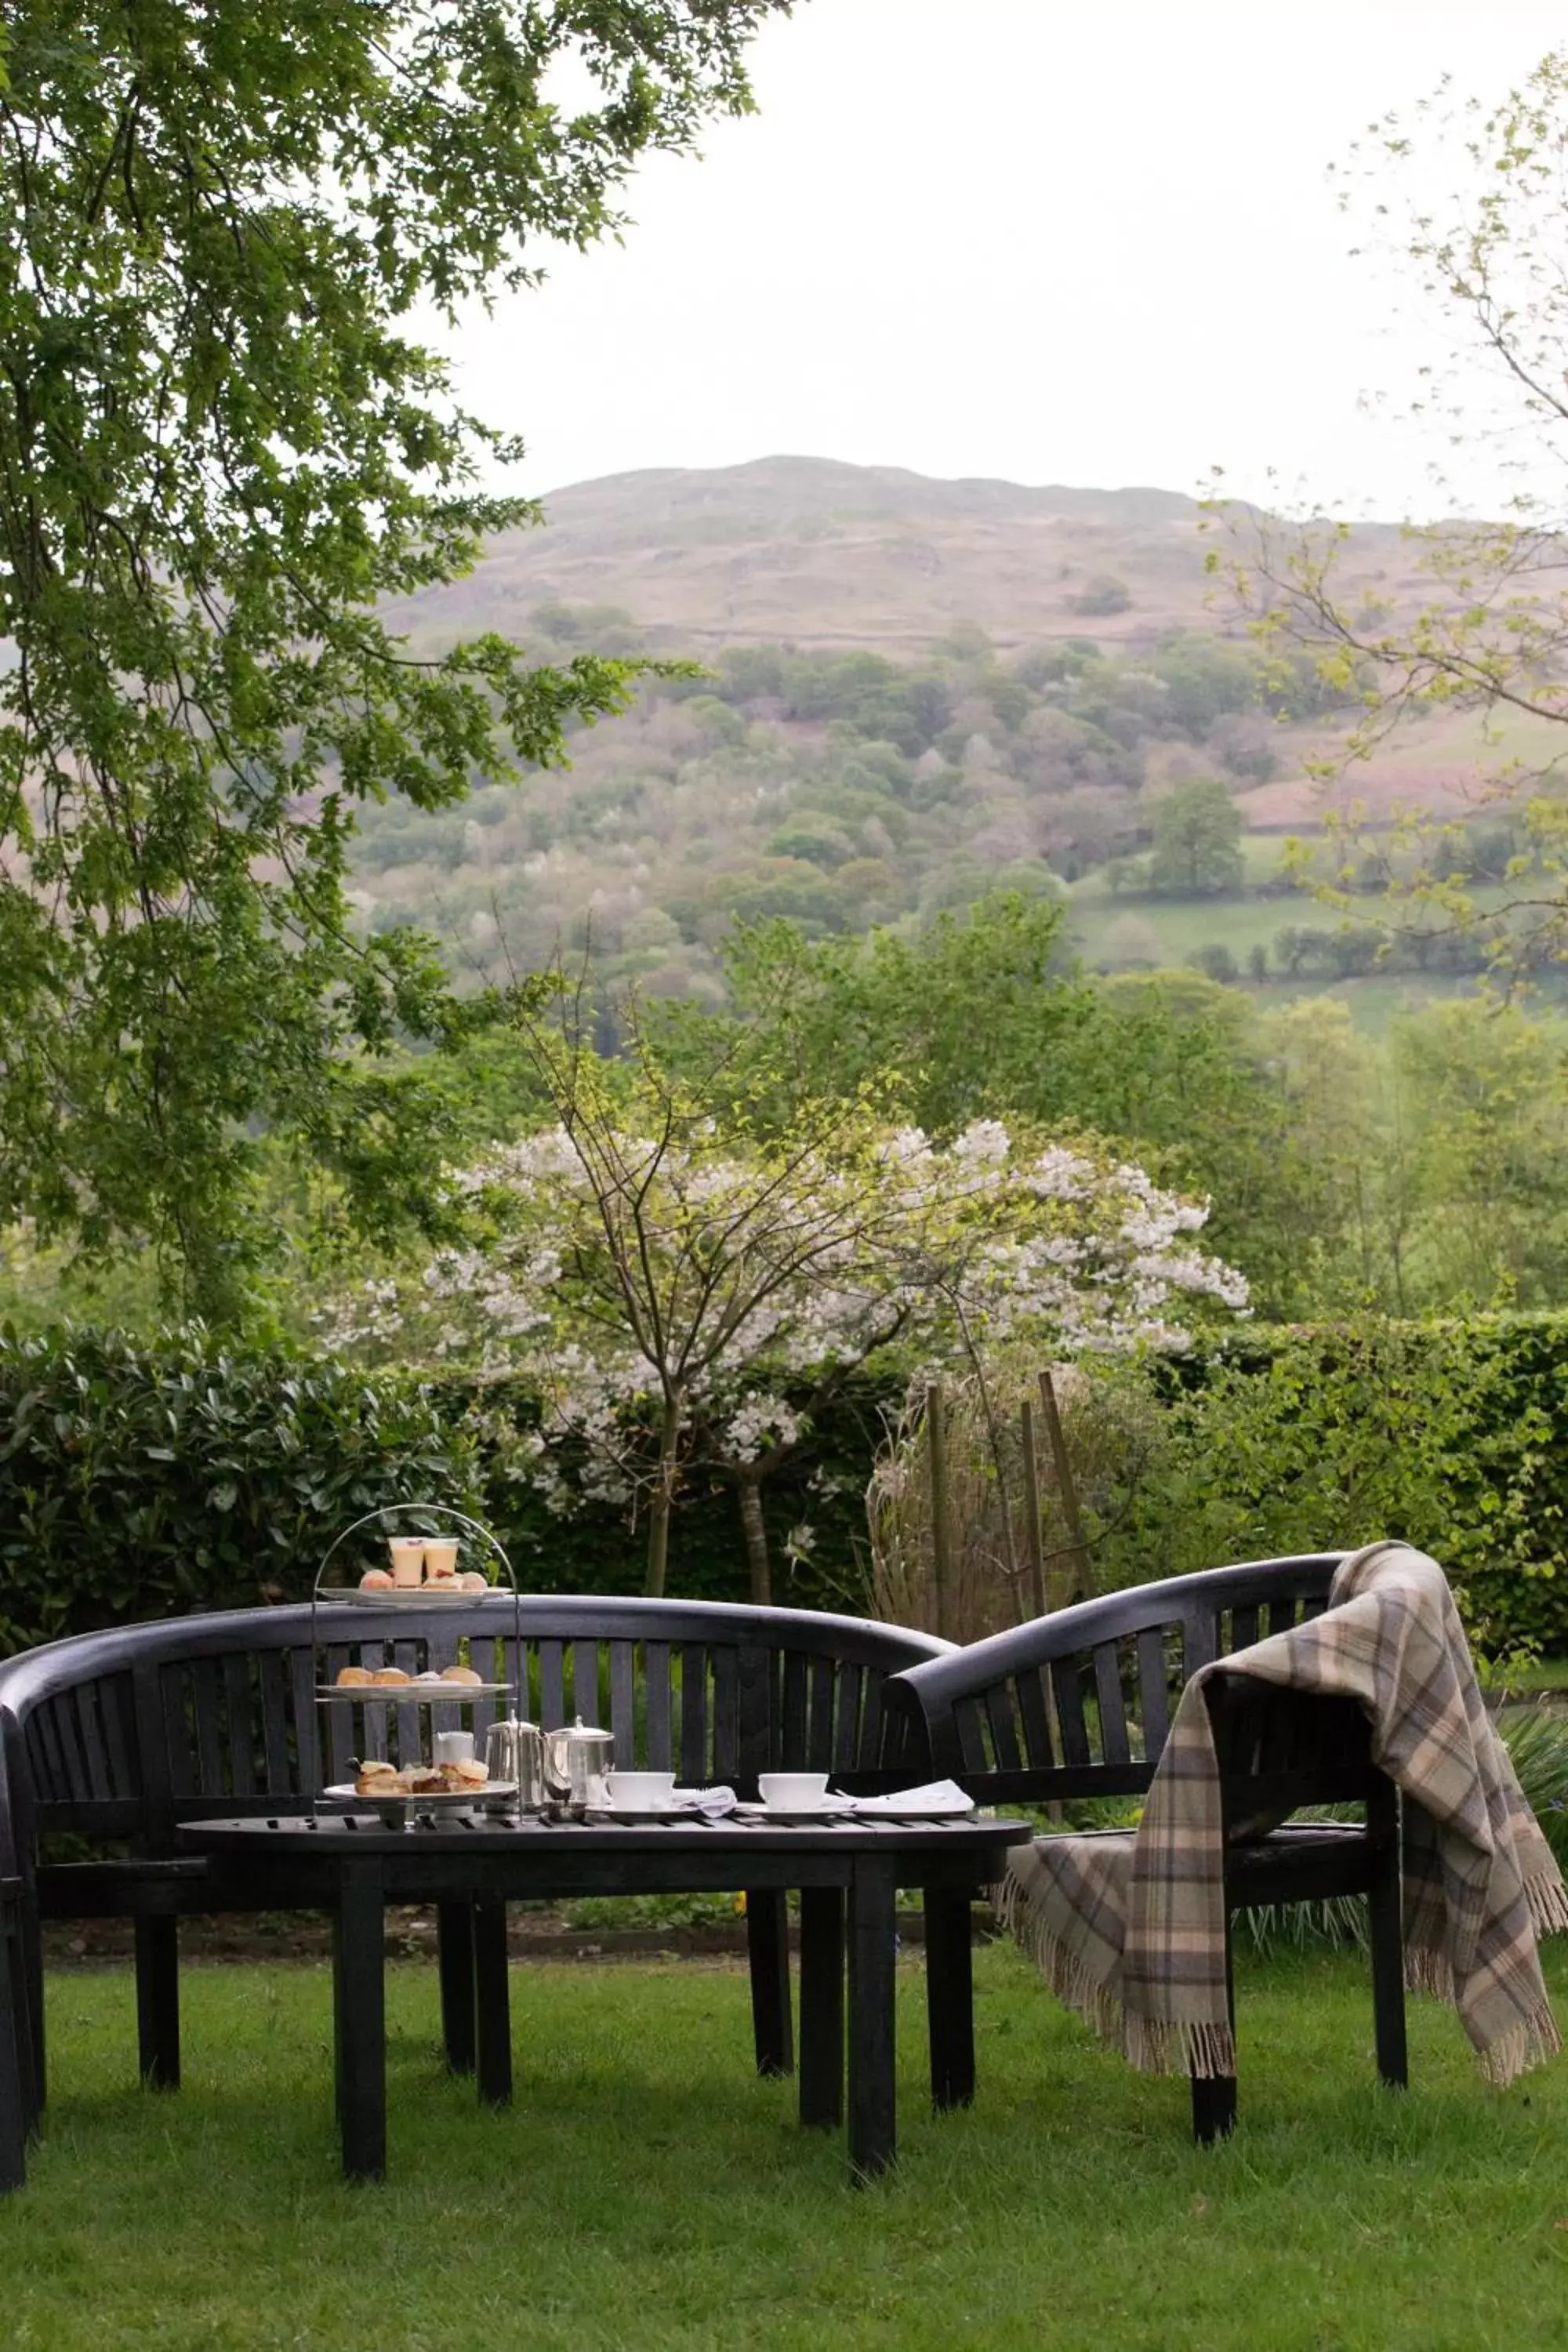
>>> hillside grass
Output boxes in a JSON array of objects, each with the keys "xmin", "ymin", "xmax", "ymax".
[{"xmin": 8, "ymin": 1942, "xmax": 1568, "ymax": 2350}]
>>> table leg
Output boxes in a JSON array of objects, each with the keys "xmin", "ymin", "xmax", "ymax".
[
  {"xmin": 924, "ymin": 1889, "xmax": 975, "ymax": 2111},
  {"xmin": 798, "ymin": 1886, "xmax": 844, "ymax": 2129},
  {"xmin": 134, "ymin": 1913, "xmax": 180, "ymax": 2090},
  {"xmin": 848, "ymin": 1857, "xmax": 898, "ymax": 2183},
  {"xmin": 332, "ymin": 1867, "xmax": 386, "ymax": 2182},
  {"xmin": 472, "ymin": 1897, "xmax": 512, "ymax": 2108},
  {"xmin": 746, "ymin": 1889, "xmax": 793, "ymax": 2077},
  {"xmin": 436, "ymin": 1901, "xmax": 477, "ymax": 2074}
]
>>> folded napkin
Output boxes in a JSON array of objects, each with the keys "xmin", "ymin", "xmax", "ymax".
[
  {"xmin": 676, "ymin": 1784, "xmax": 737, "ymax": 1816},
  {"xmin": 847, "ymin": 1780, "xmax": 974, "ymax": 1815}
]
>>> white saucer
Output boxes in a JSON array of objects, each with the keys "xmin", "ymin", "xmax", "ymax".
[
  {"xmin": 733, "ymin": 1799, "xmax": 856, "ymax": 1821},
  {"xmin": 596, "ymin": 1787, "xmax": 736, "ymax": 1820},
  {"xmin": 596, "ymin": 1800, "xmax": 702, "ymax": 1820}
]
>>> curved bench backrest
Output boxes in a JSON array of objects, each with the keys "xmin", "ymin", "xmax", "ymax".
[
  {"xmin": 881, "ymin": 1555, "xmax": 1346, "ymax": 1803},
  {"xmin": 0, "ymin": 1598, "xmax": 953, "ymax": 1848}
]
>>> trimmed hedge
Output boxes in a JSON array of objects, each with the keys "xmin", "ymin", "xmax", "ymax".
[
  {"xmin": 1115, "ymin": 1312, "xmax": 1568, "ymax": 1658},
  {"xmin": 0, "ymin": 1327, "xmax": 892, "ymax": 1655},
  {"xmin": 5, "ymin": 1311, "xmax": 1568, "ymax": 1661}
]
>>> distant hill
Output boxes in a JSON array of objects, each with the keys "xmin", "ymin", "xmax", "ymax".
[
  {"xmin": 352, "ymin": 456, "xmax": 1557, "ymax": 1024},
  {"xmin": 383, "ymin": 453, "xmax": 1406, "ymax": 657}
]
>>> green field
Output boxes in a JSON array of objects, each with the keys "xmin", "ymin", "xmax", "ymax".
[{"xmin": 8, "ymin": 1943, "xmax": 1568, "ymax": 2350}]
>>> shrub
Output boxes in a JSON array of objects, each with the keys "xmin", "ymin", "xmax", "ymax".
[
  {"xmin": 0, "ymin": 1327, "xmax": 483, "ymax": 1651},
  {"xmin": 1093, "ymin": 1316, "xmax": 1568, "ymax": 1655},
  {"xmin": 0, "ymin": 1327, "xmax": 891, "ymax": 1653}
]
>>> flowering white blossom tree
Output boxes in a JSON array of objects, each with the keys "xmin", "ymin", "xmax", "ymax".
[{"xmin": 321, "ymin": 1045, "xmax": 1250, "ymax": 1600}]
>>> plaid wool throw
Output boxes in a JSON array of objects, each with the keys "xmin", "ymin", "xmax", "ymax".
[{"xmin": 998, "ymin": 1541, "xmax": 1568, "ymax": 2085}]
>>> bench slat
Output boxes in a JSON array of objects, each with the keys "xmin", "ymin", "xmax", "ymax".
[
  {"xmin": 571, "ymin": 1640, "xmax": 599, "ymax": 1730},
  {"xmin": 50, "ymin": 1693, "xmax": 93, "ymax": 1803},
  {"xmin": 952, "ymin": 1695, "xmax": 989, "ymax": 1778},
  {"xmin": 256, "ymin": 1656, "xmax": 292, "ymax": 1797},
  {"xmin": 1050, "ymin": 1657, "xmax": 1092, "ymax": 1769},
  {"xmin": 680, "ymin": 1646, "xmax": 708, "ymax": 1784},
  {"xmin": 289, "ymin": 1646, "xmax": 320, "ymax": 1794},
  {"xmin": 98, "ymin": 1671, "xmax": 140, "ymax": 1801},
  {"xmin": 539, "ymin": 1641, "xmax": 566, "ymax": 1733},
  {"xmin": 222, "ymin": 1655, "xmax": 257, "ymax": 1798},
  {"xmin": 780, "ymin": 1650, "xmax": 808, "ymax": 1769},
  {"xmin": 1184, "ymin": 1610, "xmax": 1219, "ymax": 1677},
  {"xmin": 833, "ymin": 1662, "xmax": 865, "ymax": 1772},
  {"xmin": 1093, "ymin": 1642, "xmax": 1131, "ymax": 1768},
  {"xmin": 982, "ymin": 1681, "xmax": 1022, "ymax": 1775},
  {"xmin": 606, "ymin": 1642, "xmax": 635, "ymax": 1759},
  {"xmin": 644, "ymin": 1643, "xmax": 673, "ymax": 1773},
  {"xmin": 712, "ymin": 1646, "xmax": 739, "ymax": 1782},
  {"xmin": 189, "ymin": 1656, "xmax": 227, "ymax": 1797},
  {"xmin": 1135, "ymin": 1628, "xmax": 1171, "ymax": 1762},
  {"xmin": 736, "ymin": 1645, "xmax": 771, "ymax": 1784},
  {"xmin": 1015, "ymin": 1668, "xmax": 1054, "ymax": 1772},
  {"xmin": 808, "ymin": 1657, "xmax": 836, "ymax": 1774}
]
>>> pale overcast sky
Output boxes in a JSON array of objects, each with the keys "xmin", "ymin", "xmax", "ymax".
[{"xmin": 439, "ymin": 1, "xmax": 1568, "ymax": 518}]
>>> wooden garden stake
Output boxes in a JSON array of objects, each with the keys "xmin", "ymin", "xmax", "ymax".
[
  {"xmin": 1019, "ymin": 1396, "xmax": 1049, "ymax": 1620},
  {"xmin": 1037, "ymin": 1367, "xmax": 1091, "ymax": 1605},
  {"xmin": 926, "ymin": 1380, "xmax": 954, "ymax": 1642}
]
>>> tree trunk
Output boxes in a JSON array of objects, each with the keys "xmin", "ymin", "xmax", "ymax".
[
  {"xmin": 735, "ymin": 1474, "xmax": 771, "ymax": 1606},
  {"xmin": 644, "ymin": 1392, "xmax": 684, "ymax": 1599}
]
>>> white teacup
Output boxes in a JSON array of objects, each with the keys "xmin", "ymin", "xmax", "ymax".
[
  {"xmin": 758, "ymin": 1772, "xmax": 830, "ymax": 1809},
  {"xmin": 387, "ymin": 1538, "xmax": 425, "ymax": 1588},
  {"xmin": 605, "ymin": 1770, "xmax": 676, "ymax": 1809},
  {"xmin": 434, "ymin": 1730, "xmax": 475, "ymax": 1765}
]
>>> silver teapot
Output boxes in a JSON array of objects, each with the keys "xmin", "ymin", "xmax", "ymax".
[
  {"xmin": 483, "ymin": 1714, "xmax": 615, "ymax": 1811},
  {"xmin": 545, "ymin": 1716, "xmax": 615, "ymax": 1809},
  {"xmin": 483, "ymin": 1717, "xmax": 548, "ymax": 1812}
]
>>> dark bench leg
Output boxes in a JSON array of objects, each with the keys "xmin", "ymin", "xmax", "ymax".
[
  {"xmin": 848, "ymin": 1857, "xmax": 898, "ymax": 2183},
  {"xmin": 1190, "ymin": 2067, "xmax": 1238, "ymax": 2143},
  {"xmin": 333, "ymin": 1871, "xmax": 386, "ymax": 2183},
  {"xmin": 1367, "ymin": 1843, "xmax": 1408, "ymax": 2089},
  {"xmin": 472, "ymin": 1898, "xmax": 512, "ymax": 2109},
  {"xmin": 746, "ymin": 1889, "xmax": 793, "ymax": 2078},
  {"xmin": 0, "ymin": 1900, "xmax": 27, "ymax": 2191},
  {"xmin": 135, "ymin": 1914, "xmax": 180, "ymax": 2090},
  {"xmin": 924, "ymin": 1890, "xmax": 975, "ymax": 2111},
  {"xmin": 798, "ymin": 1887, "xmax": 844, "ymax": 2129},
  {"xmin": 19, "ymin": 1895, "xmax": 43, "ymax": 2132},
  {"xmin": 437, "ymin": 1902, "xmax": 477, "ymax": 2075}
]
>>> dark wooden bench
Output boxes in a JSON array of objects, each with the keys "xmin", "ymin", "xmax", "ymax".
[
  {"xmin": 880, "ymin": 1552, "xmax": 1407, "ymax": 2136},
  {"xmin": 0, "ymin": 1593, "xmax": 951, "ymax": 2172}
]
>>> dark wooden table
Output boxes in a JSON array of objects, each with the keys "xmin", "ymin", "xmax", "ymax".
[{"xmin": 180, "ymin": 1809, "xmax": 1030, "ymax": 2184}]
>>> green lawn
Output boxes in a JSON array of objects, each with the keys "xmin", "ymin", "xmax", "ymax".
[{"xmin": 5, "ymin": 1943, "xmax": 1568, "ymax": 2350}]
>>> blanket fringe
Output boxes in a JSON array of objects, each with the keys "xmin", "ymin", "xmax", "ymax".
[
  {"xmin": 1527, "ymin": 1867, "xmax": 1568, "ymax": 1940},
  {"xmin": 997, "ymin": 1867, "xmax": 1236, "ymax": 2078},
  {"xmin": 1476, "ymin": 1998, "xmax": 1563, "ymax": 2088},
  {"xmin": 1406, "ymin": 1943, "xmax": 1456, "ymax": 2005},
  {"xmin": 996, "ymin": 1872, "xmax": 1127, "ymax": 2050}
]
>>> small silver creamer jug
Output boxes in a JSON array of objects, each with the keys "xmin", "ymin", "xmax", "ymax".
[
  {"xmin": 483, "ymin": 1718, "xmax": 548, "ymax": 1812},
  {"xmin": 543, "ymin": 1717, "xmax": 615, "ymax": 1810}
]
